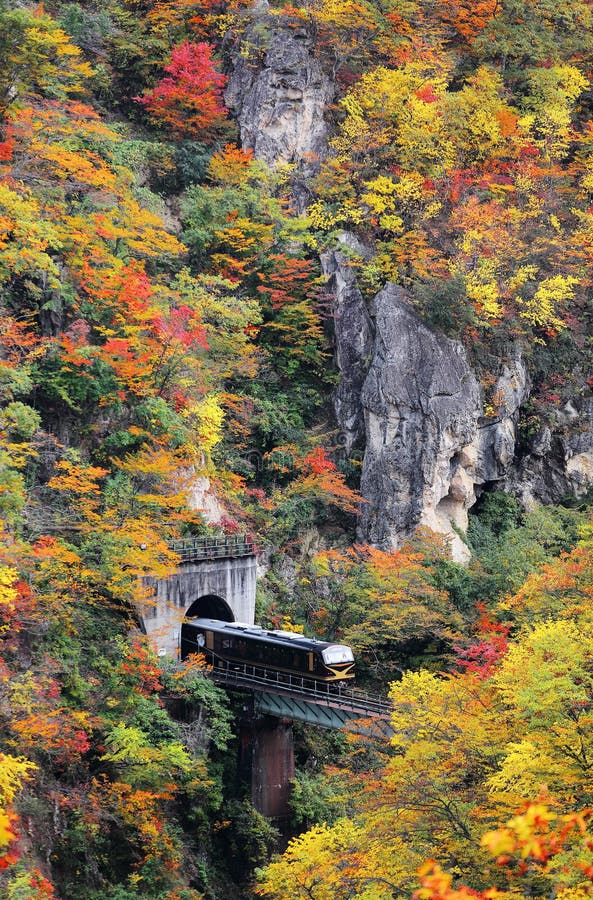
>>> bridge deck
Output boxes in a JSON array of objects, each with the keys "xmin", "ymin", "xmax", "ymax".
[
  {"xmin": 252, "ymin": 691, "xmax": 393, "ymax": 737},
  {"xmin": 206, "ymin": 659, "xmax": 393, "ymax": 733}
]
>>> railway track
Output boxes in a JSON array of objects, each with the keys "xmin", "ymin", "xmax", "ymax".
[{"xmin": 206, "ymin": 657, "xmax": 393, "ymax": 721}]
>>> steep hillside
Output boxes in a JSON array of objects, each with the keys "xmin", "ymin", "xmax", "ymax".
[
  {"xmin": 3, "ymin": 1, "xmax": 593, "ymax": 898},
  {"xmin": 225, "ymin": 1, "xmax": 593, "ymax": 560}
]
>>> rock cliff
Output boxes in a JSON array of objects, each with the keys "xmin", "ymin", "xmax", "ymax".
[
  {"xmin": 332, "ymin": 271, "xmax": 593, "ymax": 561},
  {"xmin": 228, "ymin": 12, "xmax": 593, "ymax": 559},
  {"xmin": 356, "ymin": 284, "xmax": 527, "ymax": 561},
  {"xmin": 225, "ymin": 5, "xmax": 333, "ymax": 197},
  {"xmin": 509, "ymin": 397, "xmax": 593, "ymax": 509},
  {"xmin": 321, "ymin": 239, "xmax": 375, "ymax": 456}
]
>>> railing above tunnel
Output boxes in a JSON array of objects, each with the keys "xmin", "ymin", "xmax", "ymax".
[{"xmin": 169, "ymin": 534, "xmax": 256, "ymax": 564}]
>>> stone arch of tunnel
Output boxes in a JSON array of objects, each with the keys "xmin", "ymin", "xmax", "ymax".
[{"xmin": 185, "ymin": 594, "xmax": 235, "ymax": 622}]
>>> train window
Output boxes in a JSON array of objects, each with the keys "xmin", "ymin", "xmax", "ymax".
[{"xmin": 322, "ymin": 645, "xmax": 354, "ymax": 665}]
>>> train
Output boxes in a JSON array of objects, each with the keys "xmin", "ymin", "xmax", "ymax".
[{"xmin": 181, "ymin": 617, "xmax": 356, "ymax": 684}]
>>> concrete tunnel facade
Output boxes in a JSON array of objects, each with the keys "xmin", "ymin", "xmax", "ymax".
[{"xmin": 141, "ymin": 554, "xmax": 257, "ymax": 656}]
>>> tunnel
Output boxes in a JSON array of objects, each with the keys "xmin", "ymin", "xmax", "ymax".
[{"xmin": 185, "ymin": 594, "xmax": 234, "ymax": 622}]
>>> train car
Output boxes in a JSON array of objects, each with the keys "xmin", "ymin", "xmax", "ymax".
[{"xmin": 181, "ymin": 617, "xmax": 355, "ymax": 683}]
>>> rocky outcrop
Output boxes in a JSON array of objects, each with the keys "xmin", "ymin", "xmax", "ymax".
[
  {"xmin": 335, "ymin": 272, "xmax": 593, "ymax": 560},
  {"xmin": 225, "ymin": 10, "xmax": 593, "ymax": 559},
  {"xmin": 188, "ymin": 476, "xmax": 228, "ymax": 526},
  {"xmin": 225, "ymin": 5, "xmax": 333, "ymax": 188},
  {"xmin": 358, "ymin": 285, "xmax": 480, "ymax": 561},
  {"xmin": 321, "ymin": 236, "xmax": 374, "ymax": 454},
  {"xmin": 509, "ymin": 397, "xmax": 593, "ymax": 507},
  {"xmin": 340, "ymin": 282, "xmax": 530, "ymax": 562}
]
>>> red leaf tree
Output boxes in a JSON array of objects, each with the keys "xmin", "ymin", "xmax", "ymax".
[{"xmin": 136, "ymin": 41, "xmax": 227, "ymax": 140}]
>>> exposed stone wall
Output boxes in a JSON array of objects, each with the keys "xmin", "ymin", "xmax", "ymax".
[
  {"xmin": 359, "ymin": 284, "xmax": 482, "ymax": 562},
  {"xmin": 509, "ymin": 396, "xmax": 593, "ymax": 508},
  {"xmin": 225, "ymin": 5, "xmax": 333, "ymax": 205},
  {"xmin": 321, "ymin": 238, "xmax": 375, "ymax": 455},
  {"xmin": 331, "ymin": 272, "xmax": 593, "ymax": 561}
]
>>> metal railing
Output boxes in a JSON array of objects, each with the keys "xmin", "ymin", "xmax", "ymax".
[
  {"xmin": 169, "ymin": 534, "xmax": 256, "ymax": 563},
  {"xmin": 206, "ymin": 657, "xmax": 392, "ymax": 720}
]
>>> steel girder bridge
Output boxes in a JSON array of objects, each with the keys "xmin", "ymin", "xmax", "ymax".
[
  {"xmin": 206, "ymin": 658, "xmax": 394, "ymax": 738},
  {"xmin": 191, "ymin": 654, "xmax": 394, "ymax": 818}
]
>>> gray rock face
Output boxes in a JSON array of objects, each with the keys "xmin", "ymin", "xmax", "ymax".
[
  {"xmin": 509, "ymin": 397, "xmax": 593, "ymax": 507},
  {"xmin": 477, "ymin": 355, "xmax": 530, "ymax": 486},
  {"xmin": 339, "ymin": 272, "xmax": 593, "ymax": 559},
  {"xmin": 225, "ymin": 11, "xmax": 333, "ymax": 181},
  {"xmin": 333, "ymin": 281, "xmax": 531, "ymax": 561},
  {"xmin": 322, "ymin": 238, "xmax": 374, "ymax": 454},
  {"xmin": 359, "ymin": 285, "xmax": 482, "ymax": 561},
  {"xmin": 321, "ymin": 244, "xmax": 499, "ymax": 558}
]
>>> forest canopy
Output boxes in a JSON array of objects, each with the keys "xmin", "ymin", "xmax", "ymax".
[{"xmin": 2, "ymin": 0, "xmax": 593, "ymax": 898}]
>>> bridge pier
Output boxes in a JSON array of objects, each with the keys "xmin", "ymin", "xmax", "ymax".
[{"xmin": 239, "ymin": 715, "xmax": 295, "ymax": 821}]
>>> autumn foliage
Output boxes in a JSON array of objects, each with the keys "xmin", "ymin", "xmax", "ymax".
[
  {"xmin": 136, "ymin": 41, "xmax": 228, "ymax": 139},
  {"xmin": 4, "ymin": 0, "xmax": 593, "ymax": 897}
]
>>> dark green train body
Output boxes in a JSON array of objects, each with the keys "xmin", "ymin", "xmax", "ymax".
[{"xmin": 181, "ymin": 618, "xmax": 355, "ymax": 683}]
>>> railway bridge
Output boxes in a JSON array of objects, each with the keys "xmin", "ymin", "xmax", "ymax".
[
  {"xmin": 140, "ymin": 534, "xmax": 392, "ymax": 819},
  {"xmin": 206, "ymin": 657, "xmax": 393, "ymax": 819}
]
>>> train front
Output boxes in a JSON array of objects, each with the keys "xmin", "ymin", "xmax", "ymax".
[{"xmin": 320, "ymin": 644, "xmax": 355, "ymax": 681}]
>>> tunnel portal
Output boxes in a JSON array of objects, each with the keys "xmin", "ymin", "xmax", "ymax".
[{"xmin": 141, "ymin": 549, "xmax": 256, "ymax": 656}]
